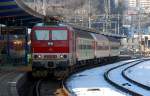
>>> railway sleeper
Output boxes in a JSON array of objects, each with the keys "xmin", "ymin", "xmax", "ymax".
[
  {"xmin": 54, "ymin": 68, "xmax": 69, "ymax": 79},
  {"xmin": 32, "ymin": 68, "xmax": 48, "ymax": 78}
]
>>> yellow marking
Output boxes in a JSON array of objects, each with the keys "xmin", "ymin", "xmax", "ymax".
[{"xmin": 54, "ymin": 89, "xmax": 68, "ymax": 96}]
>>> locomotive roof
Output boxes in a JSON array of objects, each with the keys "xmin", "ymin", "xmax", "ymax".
[{"xmin": 34, "ymin": 23, "xmax": 67, "ymax": 27}]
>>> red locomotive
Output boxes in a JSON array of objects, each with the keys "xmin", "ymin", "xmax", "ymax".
[{"xmin": 31, "ymin": 19, "xmax": 120, "ymax": 77}]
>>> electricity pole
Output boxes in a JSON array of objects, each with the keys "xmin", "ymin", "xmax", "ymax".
[
  {"xmin": 104, "ymin": 0, "xmax": 111, "ymax": 33},
  {"xmin": 88, "ymin": 0, "xmax": 91, "ymax": 28},
  {"xmin": 137, "ymin": 0, "xmax": 142, "ymax": 56}
]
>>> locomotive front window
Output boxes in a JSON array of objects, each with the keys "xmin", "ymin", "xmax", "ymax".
[
  {"xmin": 35, "ymin": 30, "xmax": 49, "ymax": 40},
  {"xmin": 52, "ymin": 30, "xmax": 67, "ymax": 40}
]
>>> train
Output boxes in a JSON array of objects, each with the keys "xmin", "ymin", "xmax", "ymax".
[{"xmin": 31, "ymin": 19, "xmax": 121, "ymax": 77}]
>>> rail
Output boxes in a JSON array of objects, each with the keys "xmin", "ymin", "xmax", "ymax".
[
  {"xmin": 61, "ymin": 57, "xmax": 132, "ymax": 96},
  {"xmin": 104, "ymin": 59, "xmax": 146, "ymax": 96},
  {"xmin": 122, "ymin": 60, "xmax": 150, "ymax": 91}
]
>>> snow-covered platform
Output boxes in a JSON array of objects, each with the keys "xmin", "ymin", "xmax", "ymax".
[{"xmin": 66, "ymin": 60, "xmax": 137, "ymax": 96}]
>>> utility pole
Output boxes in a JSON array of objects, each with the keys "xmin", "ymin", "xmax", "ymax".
[
  {"xmin": 117, "ymin": 13, "xmax": 120, "ymax": 35},
  {"xmin": 104, "ymin": 0, "xmax": 111, "ymax": 33},
  {"xmin": 137, "ymin": 0, "xmax": 142, "ymax": 56},
  {"xmin": 88, "ymin": 0, "xmax": 91, "ymax": 28}
]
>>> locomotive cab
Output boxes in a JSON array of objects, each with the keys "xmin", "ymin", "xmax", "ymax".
[{"xmin": 31, "ymin": 23, "xmax": 72, "ymax": 76}]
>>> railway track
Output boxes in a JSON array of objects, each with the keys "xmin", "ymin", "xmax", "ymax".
[
  {"xmin": 34, "ymin": 61, "xmax": 109, "ymax": 96},
  {"xmin": 31, "ymin": 57, "xmax": 130, "ymax": 96},
  {"xmin": 122, "ymin": 61, "xmax": 150, "ymax": 91},
  {"xmin": 34, "ymin": 78, "xmax": 67, "ymax": 96},
  {"xmin": 104, "ymin": 59, "xmax": 150, "ymax": 96}
]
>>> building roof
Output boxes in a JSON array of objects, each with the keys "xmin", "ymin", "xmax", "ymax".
[{"xmin": 0, "ymin": 0, "xmax": 44, "ymax": 27}]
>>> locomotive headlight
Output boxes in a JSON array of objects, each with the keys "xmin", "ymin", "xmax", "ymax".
[
  {"xmin": 60, "ymin": 55, "xmax": 67, "ymax": 59},
  {"xmin": 13, "ymin": 40, "xmax": 22, "ymax": 45},
  {"xmin": 13, "ymin": 41, "xmax": 17, "ymax": 44},
  {"xmin": 34, "ymin": 55, "xmax": 42, "ymax": 59},
  {"xmin": 60, "ymin": 55, "xmax": 64, "ymax": 58},
  {"xmin": 38, "ymin": 55, "xmax": 42, "ymax": 58}
]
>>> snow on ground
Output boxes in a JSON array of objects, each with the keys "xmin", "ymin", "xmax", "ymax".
[
  {"xmin": 124, "ymin": 60, "xmax": 150, "ymax": 87},
  {"xmin": 66, "ymin": 60, "xmax": 137, "ymax": 96}
]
